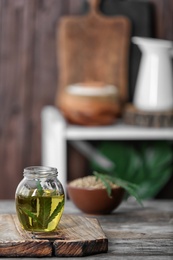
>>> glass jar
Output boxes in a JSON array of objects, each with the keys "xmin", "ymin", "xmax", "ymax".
[{"xmin": 15, "ymin": 166, "xmax": 65, "ymax": 232}]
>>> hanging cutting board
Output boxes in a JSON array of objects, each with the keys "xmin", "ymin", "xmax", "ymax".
[
  {"xmin": 0, "ymin": 214, "xmax": 108, "ymax": 257},
  {"xmin": 96, "ymin": 0, "xmax": 154, "ymax": 101},
  {"xmin": 55, "ymin": 0, "xmax": 131, "ymax": 124}
]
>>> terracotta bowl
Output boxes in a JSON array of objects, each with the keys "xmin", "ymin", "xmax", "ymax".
[{"xmin": 67, "ymin": 183, "xmax": 124, "ymax": 215}]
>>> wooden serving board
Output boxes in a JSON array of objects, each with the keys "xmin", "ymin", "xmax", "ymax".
[
  {"xmin": 123, "ymin": 103, "xmax": 173, "ymax": 127},
  {"xmin": 56, "ymin": 0, "xmax": 131, "ymax": 117},
  {"xmin": 0, "ymin": 214, "xmax": 108, "ymax": 257}
]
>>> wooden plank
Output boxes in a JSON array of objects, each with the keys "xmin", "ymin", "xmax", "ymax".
[
  {"xmin": 0, "ymin": 214, "xmax": 108, "ymax": 257},
  {"xmin": 0, "ymin": 0, "xmax": 26, "ymax": 199},
  {"xmin": 29, "ymin": 0, "xmax": 62, "ymax": 166},
  {"xmin": 149, "ymin": 0, "xmax": 173, "ymax": 40},
  {"xmin": 99, "ymin": 202, "xmax": 173, "ymax": 256},
  {"xmin": 69, "ymin": 0, "xmax": 84, "ymax": 14},
  {"xmin": 0, "ymin": 214, "xmax": 52, "ymax": 257},
  {"xmin": 0, "ymin": 0, "xmax": 37, "ymax": 198},
  {"xmin": 0, "ymin": 200, "xmax": 173, "ymax": 259},
  {"xmin": 52, "ymin": 215, "xmax": 108, "ymax": 256}
]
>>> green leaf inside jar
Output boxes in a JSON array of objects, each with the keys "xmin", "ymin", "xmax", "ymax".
[{"xmin": 16, "ymin": 181, "xmax": 65, "ymax": 232}]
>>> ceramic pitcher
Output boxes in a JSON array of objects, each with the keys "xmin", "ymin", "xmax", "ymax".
[{"xmin": 132, "ymin": 37, "xmax": 173, "ymax": 112}]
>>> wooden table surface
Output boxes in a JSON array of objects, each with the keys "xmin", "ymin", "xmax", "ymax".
[{"xmin": 0, "ymin": 199, "xmax": 173, "ymax": 259}]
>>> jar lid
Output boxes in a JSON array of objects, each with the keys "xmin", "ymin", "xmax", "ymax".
[{"xmin": 24, "ymin": 166, "xmax": 58, "ymax": 178}]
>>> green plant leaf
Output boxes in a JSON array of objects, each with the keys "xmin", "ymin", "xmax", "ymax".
[
  {"xmin": 19, "ymin": 207, "xmax": 42, "ymax": 226},
  {"xmin": 90, "ymin": 141, "xmax": 173, "ymax": 199},
  {"xmin": 93, "ymin": 171, "xmax": 112, "ymax": 197},
  {"xmin": 18, "ymin": 207, "xmax": 32, "ymax": 229},
  {"xmin": 36, "ymin": 180, "xmax": 44, "ymax": 196},
  {"xmin": 38, "ymin": 197, "xmax": 52, "ymax": 228},
  {"xmin": 114, "ymin": 178, "xmax": 143, "ymax": 206},
  {"xmin": 47, "ymin": 201, "xmax": 64, "ymax": 224},
  {"xmin": 93, "ymin": 171, "xmax": 143, "ymax": 206}
]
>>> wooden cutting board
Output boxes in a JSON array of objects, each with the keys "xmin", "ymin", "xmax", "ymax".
[
  {"xmin": 56, "ymin": 0, "xmax": 131, "ymax": 113},
  {"xmin": 0, "ymin": 214, "xmax": 108, "ymax": 257}
]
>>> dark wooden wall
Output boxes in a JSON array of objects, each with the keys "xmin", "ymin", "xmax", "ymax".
[{"xmin": 0, "ymin": 0, "xmax": 172, "ymax": 199}]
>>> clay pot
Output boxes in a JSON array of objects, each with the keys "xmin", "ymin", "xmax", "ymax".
[
  {"xmin": 58, "ymin": 82, "xmax": 121, "ymax": 126},
  {"xmin": 67, "ymin": 183, "xmax": 124, "ymax": 215}
]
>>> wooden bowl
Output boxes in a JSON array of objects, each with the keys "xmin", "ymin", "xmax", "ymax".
[
  {"xmin": 67, "ymin": 183, "xmax": 124, "ymax": 215},
  {"xmin": 58, "ymin": 82, "xmax": 121, "ymax": 126}
]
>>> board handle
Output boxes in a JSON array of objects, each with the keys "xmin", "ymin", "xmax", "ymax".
[{"xmin": 87, "ymin": 0, "xmax": 101, "ymax": 14}]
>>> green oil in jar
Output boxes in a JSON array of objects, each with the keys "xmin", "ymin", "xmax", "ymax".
[
  {"xmin": 15, "ymin": 166, "xmax": 65, "ymax": 232},
  {"xmin": 16, "ymin": 192, "xmax": 65, "ymax": 232}
]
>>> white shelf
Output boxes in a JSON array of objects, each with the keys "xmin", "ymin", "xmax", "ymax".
[
  {"xmin": 41, "ymin": 106, "xmax": 173, "ymax": 189},
  {"xmin": 43, "ymin": 106, "xmax": 173, "ymax": 140},
  {"xmin": 66, "ymin": 122, "xmax": 173, "ymax": 140}
]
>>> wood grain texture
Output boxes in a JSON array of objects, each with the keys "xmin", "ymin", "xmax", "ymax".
[
  {"xmin": 99, "ymin": 202, "xmax": 173, "ymax": 257},
  {"xmin": 0, "ymin": 0, "xmax": 173, "ymax": 199},
  {"xmin": 57, "ymin": 7, "xmax": 131, "ymax": 100},
  {"xmin": 53, "ymin": 215, "xmax": 108, "ymax": 256},
  {"xmin": 123, "ymin": 104, "xmax": 173, "ymax": 127},
  {"xmin": 0, "ymin": 213, "xmax": 108, "ymax": 257},
  {"xmin": 0, "ymin": 200, "xmax": 173, "ymax": 259},
  {"xmin": 149, "ymin": 0, "xmax": 173, "ymax": 40},
  {"xmin": 56, "ymin": 0, "xmax": 131, "ymax": 125},
  {"xmin": 0, "ymin": 214, "xmax": 52, "ymax": 257},
  {"xmin": 0, "ymin": 0, "xmax": 64, "ymax": 199}
]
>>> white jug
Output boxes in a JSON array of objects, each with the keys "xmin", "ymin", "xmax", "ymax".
[{"xmin": 132, "ymin": 37, "xmax": 173, "ymax": 112}]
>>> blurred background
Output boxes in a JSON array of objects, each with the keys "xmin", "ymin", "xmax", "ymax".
[{"xmin": 0, "ymin": 0, "xmax": 172, "ymax": 199}]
